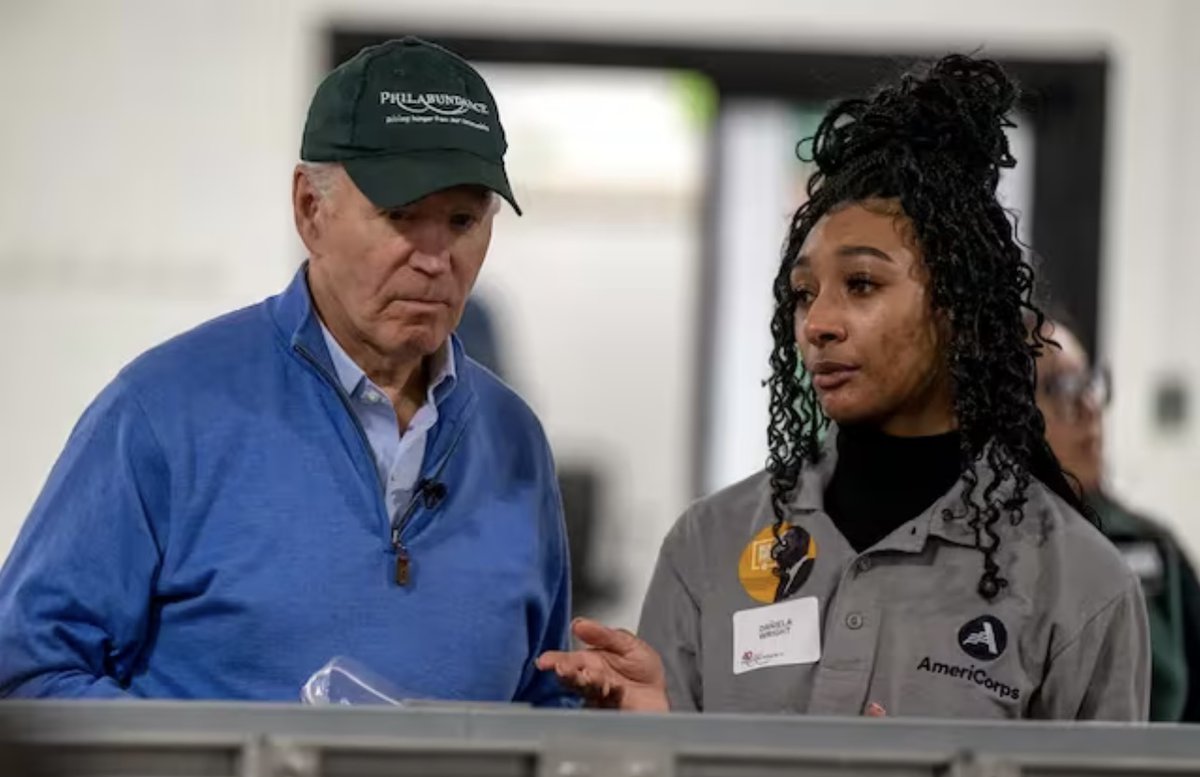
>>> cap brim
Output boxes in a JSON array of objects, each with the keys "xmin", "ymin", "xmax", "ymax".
[{"xmin": 343, "ymin": 151, "xmax": 521, "ymax": 215}]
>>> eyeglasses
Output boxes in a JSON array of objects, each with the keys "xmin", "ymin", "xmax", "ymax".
[{"xmin": 1039, "ymin": 366, "xmax": 1111, "ymax": 421}]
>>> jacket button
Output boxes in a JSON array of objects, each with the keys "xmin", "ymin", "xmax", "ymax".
[{"xmin": 846, "ymin": 612, "xmax": 864, "ymax": 630}]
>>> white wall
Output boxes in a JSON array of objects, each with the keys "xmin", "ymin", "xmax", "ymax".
[
  {"xmin": 2, "ymin": 0, "xmax": 1199, "ymax": 608},
  {"xmin": 0, "ymin": 1, "xmax": 303, "ymax": 555},
  {"xmin": 1093, "ymin": 0, "xmax": 1200, "ymax": 547}
]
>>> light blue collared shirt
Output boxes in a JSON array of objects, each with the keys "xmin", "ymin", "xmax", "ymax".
[{"xmin": 320, "ymin": 325, "xmax": 457, "ymax": 523}]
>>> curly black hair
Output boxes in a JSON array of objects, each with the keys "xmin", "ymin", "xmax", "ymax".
[{"xmin": 766, "ymin": 53, "xmax": 1093, "ymax": 601}]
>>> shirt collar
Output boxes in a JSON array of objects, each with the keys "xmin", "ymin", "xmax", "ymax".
[
  {"xmin": 790, "ymin": 424, "xmax": 987, "ymax": 552},
  {"xmin": 320, "ymin": 323, "xmax": 366, "ymax": 397},
  {"xmin": 318, "ymin": 322, "xmax": 457, "ymax": 403},
  {"xmin": 427, "ymin": 337, "xmax": 458, "ymax": 402}
]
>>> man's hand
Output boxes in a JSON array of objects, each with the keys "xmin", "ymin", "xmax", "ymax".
[{"xmin": 536, "ymin": 618, "xmax": 669, "ymax": 711}]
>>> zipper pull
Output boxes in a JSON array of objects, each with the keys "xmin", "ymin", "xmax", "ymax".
[
  {"xmin": 391, "ymin": 525, "xmax": 411, "ymax": 586},
  {"xmin": 394, "ymin": 544, "xmax": 411, "ymax": 586}
]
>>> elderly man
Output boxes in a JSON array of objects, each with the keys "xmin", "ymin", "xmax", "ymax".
[
  {"xmin": 1037, "ymin": 319, "xmax": 1200, "ymax": 721},
  {"xmin": 0, "ymin": 37, "xmax": 573, "ymax": 705}
]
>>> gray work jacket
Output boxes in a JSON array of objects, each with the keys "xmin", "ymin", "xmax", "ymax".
[{"xmin": 638, "ymin": 434, "xmax": 1149, "ymax": 720}]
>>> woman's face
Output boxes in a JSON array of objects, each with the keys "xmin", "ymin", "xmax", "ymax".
[{"xmin": 789, "ymin": 199, "xmax": 956, "ymax": 436}]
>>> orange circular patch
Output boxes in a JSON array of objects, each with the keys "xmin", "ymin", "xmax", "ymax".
[{"xmin": 738, "ymin": 523, "xmax": 817, "ymax": 603}]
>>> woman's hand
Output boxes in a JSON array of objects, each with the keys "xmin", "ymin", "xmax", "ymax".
[{"xmin": 536, "ymin": 618, "xmax": 669, "ymax": 711}]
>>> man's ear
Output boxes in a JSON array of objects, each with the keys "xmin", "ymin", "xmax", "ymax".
[{"xmin": 293, "ymin": 166, "xmax": 325, "ymax": 254}]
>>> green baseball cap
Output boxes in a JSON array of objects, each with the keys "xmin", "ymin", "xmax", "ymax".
[{"xmin": 301, "ymin": 37, "xmax": 520, "ymax": 214}]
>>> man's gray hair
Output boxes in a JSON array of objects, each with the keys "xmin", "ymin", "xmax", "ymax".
[
  {"xmin": 298, "ymin": 161, "xmax": 344, "ymax": 200},
  {"xmin": 298, "ymin": 160, "xmax": 502, "ymax": 213}
]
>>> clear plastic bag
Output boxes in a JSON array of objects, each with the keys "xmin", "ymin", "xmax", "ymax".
[
  {"xmin": 301, "ymin": 656, "xmax": 418, "ymax": 706},
  {"xmin": 301, "ymin": 655, "xmax": 532, "ymax": 709}
]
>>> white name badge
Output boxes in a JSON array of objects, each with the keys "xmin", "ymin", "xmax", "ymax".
[{"xmin": 732, "ymin": 596, "xmax": 821, "ymax": 675}]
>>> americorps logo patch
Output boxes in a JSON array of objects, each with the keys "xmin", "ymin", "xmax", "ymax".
[{"xmin": 958, "ymin": 615, "xmax": 1008, "ymax": 661}]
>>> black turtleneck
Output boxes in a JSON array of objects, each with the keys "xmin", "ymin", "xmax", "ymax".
[{"xmin": 824, "ymin": 425, "xmax": 965, "ymax": 552}]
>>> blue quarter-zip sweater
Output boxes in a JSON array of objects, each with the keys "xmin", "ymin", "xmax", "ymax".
[{"xmin": 0, "ymin": 267, "xmax": 574, "ymax": 705}]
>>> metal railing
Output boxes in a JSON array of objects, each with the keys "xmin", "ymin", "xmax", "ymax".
[{"xmin": 1, "ymin": 700, "xmax": 1197, "ymax": 777}]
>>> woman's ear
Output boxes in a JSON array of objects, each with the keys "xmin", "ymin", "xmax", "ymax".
[
  {"xmin": 936, "ymin": 307, "xmax": 954, "ymax": 340},
  {"xmin": 932, "ymin": 307, "xmax": 958, "ymax": 383}
]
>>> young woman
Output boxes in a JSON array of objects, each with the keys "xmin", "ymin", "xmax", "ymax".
[{"xmin": 538, "ymin": 54, "xmax": 1148, "ymax": 720}]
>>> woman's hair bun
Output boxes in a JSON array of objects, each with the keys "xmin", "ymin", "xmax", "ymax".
[{"xmin": 807, "ymin": 53, "xmax": 1019, "ymax": 190}]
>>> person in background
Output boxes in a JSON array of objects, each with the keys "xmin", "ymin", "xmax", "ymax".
[
  {"xmin": 0, "ymin": 37, "xmax": 573, "ymax": 705},
  {"xmin": 1037, "ymin": 318, "xmax": 1200, "ymax": 721}
]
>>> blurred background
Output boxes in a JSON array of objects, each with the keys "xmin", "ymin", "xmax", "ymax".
[{"xmin": 1, "ymin": 0, "xmax": 1198, "ymax": 631}]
